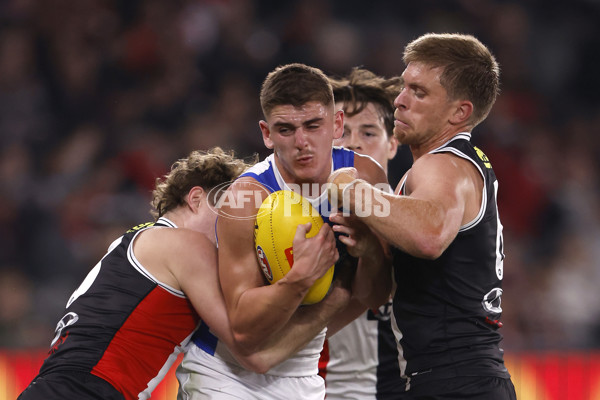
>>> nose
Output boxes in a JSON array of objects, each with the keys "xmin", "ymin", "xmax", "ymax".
[
  {"xmin": 394, "ymin": 89, "xmax": 407, "ymax": 110},
  {"xmin": 346, "ymin": 132, "xmax": 361, "ymax": 151},
  {"xmin": 295, "ymin": 128, "xmax": 308, "ymax": 148}
]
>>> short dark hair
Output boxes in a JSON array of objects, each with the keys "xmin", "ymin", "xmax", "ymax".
[
  {"xmin": 329, "ymin": 67, "xmax": 402, "ymax": 137},
  {"xmin": 260, "ymin": 63, "xmax": 334, "ymax": 119},
  {"xmin": 404, "ymin": 33, "xmax": 500, "ymax": 127}
]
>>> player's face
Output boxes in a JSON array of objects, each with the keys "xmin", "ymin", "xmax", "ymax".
[
  {"xmin": 333, "ymin": 102, "xmax": 397, "ymax": 174},
  {"xmin": 260, "ymin": 101, "xmax": 343, "ymax": 185},
  {"xmin": 393, "ymin": 62, "xmax": 457, "ymax": 149}
]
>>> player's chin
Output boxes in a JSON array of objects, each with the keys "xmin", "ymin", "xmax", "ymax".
[
  {"xmin": 293, "ymin": 165, "xmax": 320, "ymax": 183},
  {"xmin": 392, "ymin": 128, "xmax": 409, "ymax": 144}
]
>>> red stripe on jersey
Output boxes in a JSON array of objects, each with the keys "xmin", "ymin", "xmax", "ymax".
[
  {"xmin": 91, "ymin": 286, "xmax": 199, "ymax": 400},
  {"xmin": 318, "ymin": 338, "xmax": 330, "ymax": 381}
]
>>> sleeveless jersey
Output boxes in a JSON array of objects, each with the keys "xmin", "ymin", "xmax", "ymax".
[
  {"xmin": 35, "ymin": 217, "xmax": 200, "ymax": 400},
  {"xmin": 318, "ymin": 300, "xmax": 406, "ymax": 399},
  {"xmin": 188, "ymin": 147, "xmax": 355, "ymax": 378},
  {"xmin": 392, "ymin": 133, "xmax": 510, "ymax": 389}
]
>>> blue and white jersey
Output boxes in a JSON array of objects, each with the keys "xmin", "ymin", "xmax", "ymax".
[
  {"xmin": 188, "ymin": 147, "xmax": 355, "ymax": 377},
  {"xmin": 242, "ymin": 146, "xmax": 355, "ymax": 224}
]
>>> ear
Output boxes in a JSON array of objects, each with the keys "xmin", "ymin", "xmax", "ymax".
[
  {"xmin": 387, "ymin": 135, "xmax": 399, "ymax": 160},
  {"xmin": 333, "ymin": 109, "xmax": 344, "ymax": 140},
  {"xmin": 259, "ymin": 120, "xmax": 274, "ymax": 149},
  {"xmin": 449, "ymin": 100, "xmax": 473, "ymax": 125},
  {"xmin": 186, "ymin": 186, "xmax": 205, "ymax": 213}
]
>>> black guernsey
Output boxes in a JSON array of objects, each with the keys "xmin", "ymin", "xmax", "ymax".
[{"xmin": 392, "ymin": 133, "xmax": 510, "ymax": 388}]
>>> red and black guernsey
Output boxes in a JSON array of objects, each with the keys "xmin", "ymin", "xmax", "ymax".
[{"xmin": 32, "ymin": 217, "xmax": 200, "ymax": 400}]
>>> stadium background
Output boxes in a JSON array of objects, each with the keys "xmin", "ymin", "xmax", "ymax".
[{"xmin": 1, "ymin": 0, "xmax": 599, "ymax": 398}]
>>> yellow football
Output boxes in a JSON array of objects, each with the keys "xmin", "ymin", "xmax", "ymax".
[{"xmin": 254, "ymin": 190, "xmax": 335, "ymax": 305}]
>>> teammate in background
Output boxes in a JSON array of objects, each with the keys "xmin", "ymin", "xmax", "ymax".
[
  {"xmin": 177, "ymin": 63, "xmax": 392, "ymax": 400},
  {"xmin": 328, "ymin": 33, "xmax": 517, "ymax": 399},
  {"xmin": 19, "ymin": 148, "xmax": 349, "ymax": 400},
  {"xmin": 319, "ymin": 67, "xmax": 408, "ymax": 399}
]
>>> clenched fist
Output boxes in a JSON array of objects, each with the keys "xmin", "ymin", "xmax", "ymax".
[{"xmin": 327, "ymin": 167, "xmax": 358, "ymax": 209}]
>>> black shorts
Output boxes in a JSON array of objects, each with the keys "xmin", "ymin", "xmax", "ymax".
[
  {"xmin": 18, "ymin": 371, "xmax": 125, "ymax": 400},
  {"xmin": 405, "ymin": 376, "xmax": 517, "ymax": 400}
]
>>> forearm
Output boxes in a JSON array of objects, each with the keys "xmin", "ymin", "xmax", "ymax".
[
  {"xmin": 352, "ymin": 239, "xmax": 392, "ymax": 309},
  {"xmin": 230, "ymin": 276, "xmax": 312, "ymax": 351},
  {"xmin": 326, "ymin": 298, "xmax": 367, "ymax": 337},
  {"xmin": 348, "ymin": 181, "xmax": 447, "ymax": 258},
  {"xmin": 237, "ymin": 284, "xmax": 350, "ymax": 372}
]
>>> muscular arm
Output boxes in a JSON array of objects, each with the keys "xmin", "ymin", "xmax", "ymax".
[
  {"xmin": 242, "ymin": 281, "xmax": 351, "ymax": 372},
  {"xmin": 325, "ymin": 298, "xmax": 366, "ymax": 338},
  {"xmin": 137, "ymin": 227, "xmax": 350, "ymax": 374},
  {"xmin": 351, "ymin": 155, "xmax": 393, "ymax": 307},
  {"xmin": 323, "ymin": 154, "xmax": 392, "ymax": 329},
  {"xmin": 335, "ymin": 153, "xmax": 482, "ymax": 259},
  {"xmin": 217, "ymin": 178, "xmax": 340, "ymax": 351}
]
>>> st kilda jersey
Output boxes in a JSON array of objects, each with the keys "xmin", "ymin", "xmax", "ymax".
[
  {"xmin": 36, "ymin": 217, "xmax": 200, "ymax": 400},
  {"xmin": 392, "ymin": 133, "xmax": 511, "ymax": 388}
]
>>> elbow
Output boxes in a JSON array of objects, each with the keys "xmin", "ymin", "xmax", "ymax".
[
  {"xmin": 234, "ymin": 350, "xmax": 272, "ymax": 374},
  {"xmin": 239, "ymin": 355, "xmax": 271, "ymax": 374},
  {"xmin": 360, "ymin": 291, "xmax": 390, "ymax": 310},
  {"xmin": 354, "ymin": 274, "xmax": 392, "ymax": 310},
  {"xmin": 414, "ymin": 243, "xmax": 444, "ymax": 260},
  {"xmin": 232, "ymin": 330, "xmax": 262, "ymax": 354},
  {"xmin": 411, "ymin": 231, "xmax": 448, "ymax": 260}
]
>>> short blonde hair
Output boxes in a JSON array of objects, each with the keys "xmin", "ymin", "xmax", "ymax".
[{"xmin": 404, "ymin": 33, "xmax": 500, "ymax": 127}]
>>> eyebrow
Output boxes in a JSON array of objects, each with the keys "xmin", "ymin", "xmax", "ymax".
[
  {"xmin": 303, "ymin": 117, "xmax": 324, "ymax": 126},
  {"xmin": 272, "ymin": 121, "xmax": 296, "ymax": 129},
  {"xmin": 359, "ymin": 123, "xmax": 379, "ymax": 129},
  {"xmin": 272, "ymin": 117, "xmax": 324, "ymax": 128},
  {"xmin": 399, "ymin": 76, "xmax": 427, "ymax": 92}
]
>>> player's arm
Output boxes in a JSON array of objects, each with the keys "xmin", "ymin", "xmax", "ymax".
[
  {"xmin": 138, "ymin": 227, "xmax": 342, "ymax": 373},
  {"xmin": 140, "ymin": 226, "xmax": 349, "ymax": 374},
  {"xmin": 240, "ymin": 280, "xmax": 351, "ymax": 372},
  {"xmin": 339, "ymin": 154, "xmax": 393, "ymax": 309},
  {"xmin": 331, "ymin": 153, "xmax": 476, "ymax": 259},
  {"xmin": 217, "ymin": 178, "xmax": 339, "ymax": 351},
  {"xmin": 324, "ymin": 298, "xmax": 367, "ymax": 338},
  {"xmin": 329, "ymin": 211, "xmax": 392, "ymax": 309}
]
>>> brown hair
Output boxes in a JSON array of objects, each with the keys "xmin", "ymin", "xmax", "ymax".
[
  {"xmin": 151, "ymin": 147, "xmax": 255, "ymax": 219},
  {"xmin": 329, "ymin": 67, "xmax": 402, "ymax": 137},
  {"xmin": 259, "ymin": 63, "xmax": 334, "ymax": 118},
  {"xmin": 403, "ymin": 33, "xmax": 500, "ymax": 127}
]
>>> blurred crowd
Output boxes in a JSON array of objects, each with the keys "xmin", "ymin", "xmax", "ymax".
[{"xmin": 1, "ymin": 0, "xmax": 599, "ymax": 352}]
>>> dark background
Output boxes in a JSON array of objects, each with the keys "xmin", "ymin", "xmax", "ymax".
[{"xmin": 1, "ymin": 0, "xmax": 599, "ymax": 351}]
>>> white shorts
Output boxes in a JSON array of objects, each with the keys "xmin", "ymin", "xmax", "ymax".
[{"xmin": 177, "ymin": 345, "xmax": 326, "ymax": 400}]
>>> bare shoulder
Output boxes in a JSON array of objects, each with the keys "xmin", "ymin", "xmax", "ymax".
[
  {"xmin": 219, "ymin": 176, "xmax": 269, "ymax": 219},
  {"xmin": 353, "ymin": 152, "xmax": 388, "ymax": 187},
  {"xmin": 138, "ymin": 226, "xmax": 213, "ymax": 252},
  {"xmin": 406, "ymin": 152, "xmax": 481, "ymax": 199},
  {"xmin": 130, "ymin": 227, "xmax": 214, "ymax": 291},
  {"xmin": 414, "ymin": 152, "xmax": 479, "ymax": 180}
]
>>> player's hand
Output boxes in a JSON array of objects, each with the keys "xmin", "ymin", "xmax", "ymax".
[
  {"xmin": 329, "ymin": 212, "xmax": 379, "ymax": 258},
  {"xmin": 327, "ymin": 167, "xmax": 358, "ymax": 208},
  {"xmin": 288, "ymin": 223, "xmax": 339, "ymax": 288}
]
